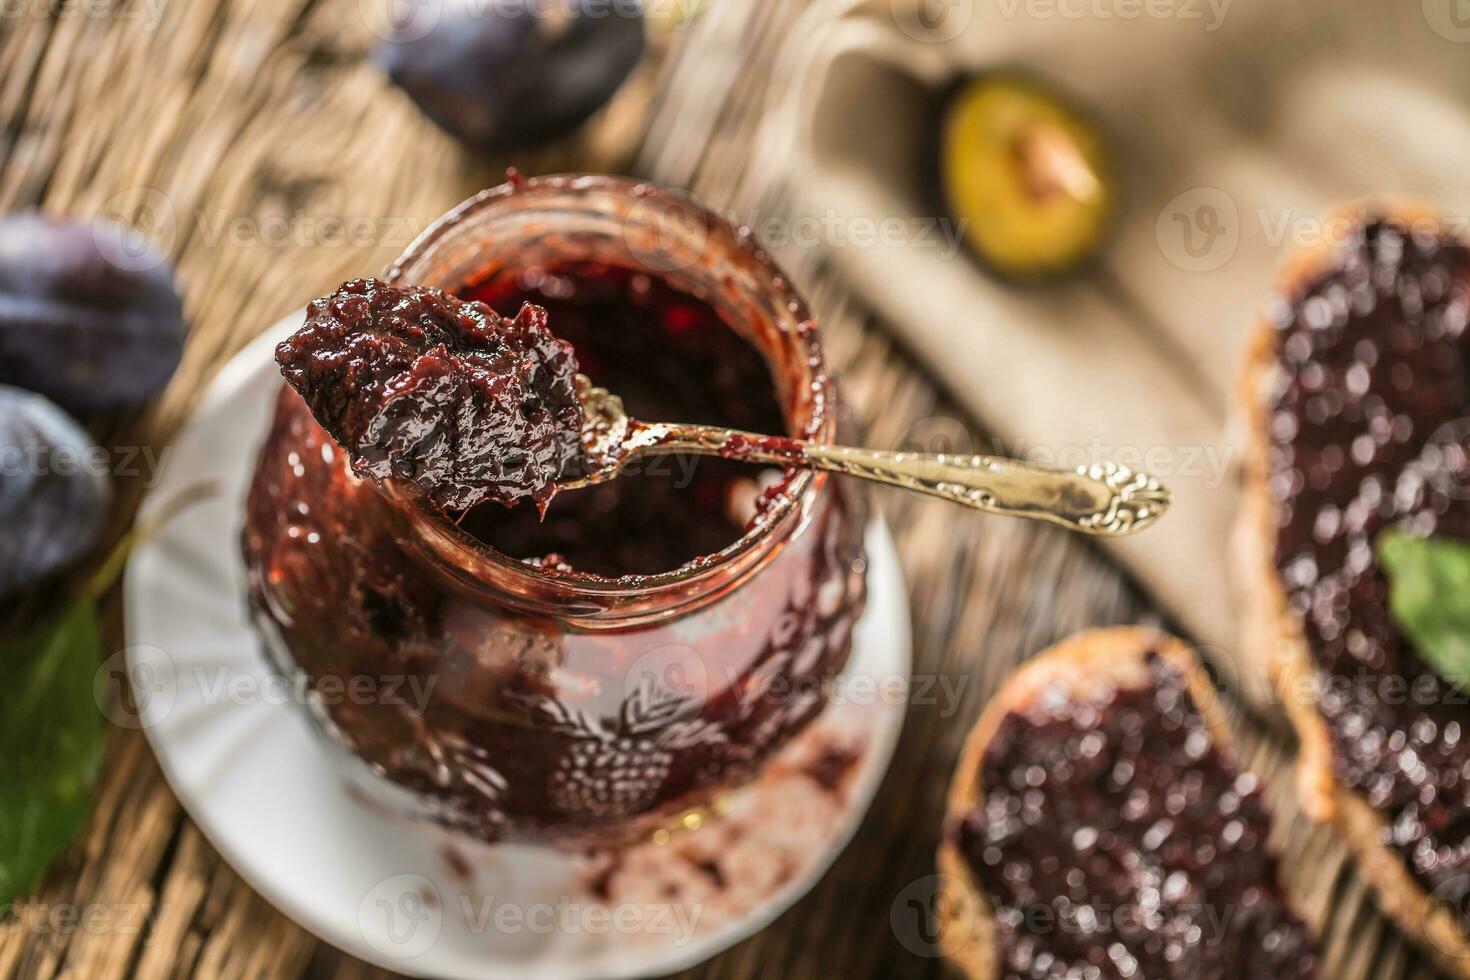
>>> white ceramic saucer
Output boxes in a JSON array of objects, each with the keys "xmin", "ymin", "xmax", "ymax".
[{"xmin": 123, "ymin": 313, "xmax": 912, "ymax": 979}]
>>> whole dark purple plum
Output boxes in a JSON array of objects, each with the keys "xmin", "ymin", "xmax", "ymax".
[
  {"xmin": 377, "ymin": 0, "xmax": 646, "ymax": 150},
  {"xmin": 0, "ymin": 386, "xmax": 111, "ymax": 599},
  {"xmin": 0, "ymin": 212, "xmax": 185, "ymax": 413}
]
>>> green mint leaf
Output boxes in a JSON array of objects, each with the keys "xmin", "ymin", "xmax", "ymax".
[
  {"xmin": 1379, "ymin": 529, "xmax": 1470, "ymax": 692},
  {"xmin": 0, "ymin": 599, "xmax": 105, "ymax": 903}
]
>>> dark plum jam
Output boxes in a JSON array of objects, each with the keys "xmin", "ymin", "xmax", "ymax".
[
  {"xmin": 952, "ymin": 655, "xmax": 1317, "ymax": 979},
  {"xmin": 275, "ymin": 279, "xmax": 587, "ymax": 512},
  {"xmin": 241, "ymin": 182, "xmax": 869, "ymax": 845},
  {"xmin": 458, "ymin": 261, "xmax": 793, "ymax": 577},
  {"xmin": 1266, "ymin": 218, "xmax": 1470, "ymax": 902},
  {"xmin": 1264, "ymin": 218, "xmax": 1470, "ymax": 910}
]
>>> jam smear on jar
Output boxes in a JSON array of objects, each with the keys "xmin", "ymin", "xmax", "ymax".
[
  {"xmin": 952, "ymin": 654, "xmax": 1317, "ymax": 979},
  {"xmin": 1266, "ymin": 219, "xmax": 1470, "ymax": 901},
  {"xmin": 242, "ymin": 179, "xmax": 871, "ymax": 846},
  {"xmin": 276, "ymin": 278, "xmax": 587, "ymax": 512},
  {"xmin": 459, "ymin": 261, "xmax": 793, "ymax": 577}
]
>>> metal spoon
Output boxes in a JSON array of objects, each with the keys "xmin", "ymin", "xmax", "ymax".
[{"xmin": 566, "ymin": 376, "xmax": 1171, "ymax": 537}]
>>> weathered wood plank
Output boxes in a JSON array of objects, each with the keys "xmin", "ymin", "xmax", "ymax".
[{"xmin": 0, "ymin": 1, "xmax": 1450, "ymax": 977}]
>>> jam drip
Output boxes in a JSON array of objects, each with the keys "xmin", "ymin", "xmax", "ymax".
[
  {"xmin": 276, "ymin": 278, "xmax": 587, "ymax": 511},
  {"xmin": 458, "ymin": 262, "xmax": 793, "ymax": 577},
  {"xmin": 953, "ymin": 655, "xmax": 1317, "ymax": 979},
  {"xmin": 1267, "ymin": 219, "xmax": 1470, "ymax": 901}
]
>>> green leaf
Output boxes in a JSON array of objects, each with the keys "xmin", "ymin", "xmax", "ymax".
[
  {"xmin": 1379, "ymin": 529, "xmax": 1470, "ymax": 691},
  {"xmin": 0, "ymin": 484, "xmax": 216, "ymax": 903},
  {"xmin": 0, "ymin": 599, "xmax": 105, "ymax": 903}
]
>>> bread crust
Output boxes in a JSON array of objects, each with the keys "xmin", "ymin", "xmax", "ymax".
[
  {"xmin": 1233, "ymin": 200, "xmax": 1470, "ymax": 977},
  {"xmin": 935, "ymin": 626, "xmax": 1238, "ymax": 978}
]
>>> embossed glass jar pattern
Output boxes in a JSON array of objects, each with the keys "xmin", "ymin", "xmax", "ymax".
[{"xmin": 240, "ymin": 177, "xmax": 870, "ymax": 845}]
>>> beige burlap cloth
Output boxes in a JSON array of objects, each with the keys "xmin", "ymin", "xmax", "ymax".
[{"xmin": 751, "ymin": 0, "xmax": 1470, "ymax": 712}]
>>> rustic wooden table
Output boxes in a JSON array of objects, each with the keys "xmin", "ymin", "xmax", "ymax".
[{"xmin": 0, "ymin": 1, "xmax": 1453, "ymax": 977}]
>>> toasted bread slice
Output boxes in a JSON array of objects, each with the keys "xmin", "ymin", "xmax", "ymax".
[
  {"xmin": 937, "ymin": 626, "xmax": 1312, "ymax": 978},
  {"xmin": 1234, "ymin": 201, "xmax": 1470, "ymax": 977}
]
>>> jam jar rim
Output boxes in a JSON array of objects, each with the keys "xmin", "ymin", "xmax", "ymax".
[{"xmin": 379, "ymin": 173, "xmax": 839, "ymax": 609}]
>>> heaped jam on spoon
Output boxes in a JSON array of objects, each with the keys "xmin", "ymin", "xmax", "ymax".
[
  {"xmin": 277, "ymin": 265, "xmax": 795, "ymax": 578},
  {"xmin": 275, "ymin": 278, "xmax": 589, "ymax": 513}
]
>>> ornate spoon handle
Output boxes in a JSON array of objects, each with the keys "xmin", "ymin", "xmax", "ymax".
[
  {"xmin": 803, "ymin": 446, "xmax": 1168, "ymax": 536},
  {"xmin": 632, "ymin": 425, "xmax": 1171, "ymax": 537}
]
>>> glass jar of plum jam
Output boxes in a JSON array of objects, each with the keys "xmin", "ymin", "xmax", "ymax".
[{"xmin": 241, "ymin": 175, "xmax": 869, "ymax": 846}]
